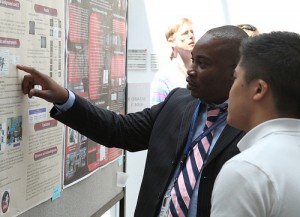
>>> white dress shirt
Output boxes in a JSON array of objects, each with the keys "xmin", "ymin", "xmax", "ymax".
[{"xmin": 211, "ymin": 118, "xmax": 300, "ymax": 217}]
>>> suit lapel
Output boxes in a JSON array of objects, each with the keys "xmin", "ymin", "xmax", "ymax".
[
  {"xmin": 175, "ymin": 99, "xmax": 199, "ymax": 156},
  {"xmin": 205, "ymin": 125, "xmax": 242, "ymax": 165},
  {"xmin": 174, "ymin": 100, "xmax": 242, "ymax": 165}
]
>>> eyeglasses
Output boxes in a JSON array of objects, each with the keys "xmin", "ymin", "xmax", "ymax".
[{"xmin": 237, "ymin": 24, "xmax": 257, "ymax": 32}]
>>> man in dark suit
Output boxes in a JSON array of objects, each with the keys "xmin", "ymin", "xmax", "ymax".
[{"xmin": 18, "ymin": 25, "xmax": 247, "ymax": 217}]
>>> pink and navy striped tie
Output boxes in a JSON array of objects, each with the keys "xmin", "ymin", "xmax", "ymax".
[{"xmin": 168, "ymin": 106, "xmax": 222, "ymax": 217}]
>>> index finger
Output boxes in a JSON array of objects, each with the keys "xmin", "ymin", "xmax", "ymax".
[{"xmin": 16, "ymin": 65, "xmax": 40, "ymax": 76}]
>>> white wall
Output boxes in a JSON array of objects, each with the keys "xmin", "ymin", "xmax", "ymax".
[
  {"xmin": 126, "ymin": 0, "xmax": 300, "ymax": 216},
  {"xmin": 128, "ymin": 0, "xmax": 300, "ymax": 81}
]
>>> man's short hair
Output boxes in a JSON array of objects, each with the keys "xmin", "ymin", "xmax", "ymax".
[
  {"xmin": 240, "ymin": 31, "xmax": 300, "ymax": 117},
  {"xmin": 165, "ymin": 17, "xmax": 193, "ymax": 40}
]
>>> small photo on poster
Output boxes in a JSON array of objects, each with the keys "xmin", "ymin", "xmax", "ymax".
[
  {"xmin": 78, "ymin": 146, "xmax": 87, "ymax": 168},
  {"xmin": 0, "ymin": 122, "xmax": 7, "ymax": 151},
  {"xmin": 0, "ymin": 49, "xmax": 9, "ymax": 75},
  {"xmin": 1, "ymin": 190, "xmax": 10, "ymax": 215},
  {"xmin": 65, "ymin": 152, "xmax": 76, "ymax": 179},
  {"xmin": 68, "ymin": 128, "xmax": 78, "ymax": 146},
  {"xmin": 6, "ymin": 116, "xmax": 22, "ymax": 149},
  {"xmin": 41, "ymin": 36, "xmax": 47, "ymax": 48},
  {"xmin": 29, "ymin": 21, "xmax": 35, "ymax": 35}
]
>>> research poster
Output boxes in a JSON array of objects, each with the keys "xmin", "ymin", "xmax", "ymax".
[
  {"xmin": 0, "ymin": 0, "xmax": 127, "ymax": 215},
  {"xmin": 0, "ymin": 0, "xmax": 65, "ymax": 216},
  {"xmin": 64, "ymin": 0, "xmax": 126, "ymax": 187}
]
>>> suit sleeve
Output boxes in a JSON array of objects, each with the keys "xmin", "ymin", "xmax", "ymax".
[{"xmin": 50, "ymin": 88, "xmax": 179, "ymax": 152}]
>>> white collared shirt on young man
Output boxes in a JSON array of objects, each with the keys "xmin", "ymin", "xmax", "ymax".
[{"xmin": 211, "ymin": 118, "xmax": 300, "ymax": 217}]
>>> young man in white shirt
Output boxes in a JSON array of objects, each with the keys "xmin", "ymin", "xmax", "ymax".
[{"xmin": 211, "ymin": 31, "xmax": 300, "ymax": 217}]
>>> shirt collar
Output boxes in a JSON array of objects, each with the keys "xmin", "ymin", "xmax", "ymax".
[
  {"xmin": 204, "ymin": 100, "xmax": 228, "ymax": 111},
  {"xmin": 238, "ymin": 118, "xmax": 300, "ymax": 152}
]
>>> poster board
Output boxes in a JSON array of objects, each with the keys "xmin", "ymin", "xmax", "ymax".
[
  {"xmin": 19, "ymin": 160, "xmax": 125, "ymax": 217},
  {"xmin": 0, "ymin": 0, "xmax": 127, "ymax": 216}
]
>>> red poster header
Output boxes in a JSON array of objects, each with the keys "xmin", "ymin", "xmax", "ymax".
[
  {"xmin": 34, "ymin": 4, "xmax": 57, "ymax": 16},
  {"xmin": 0, "ymin": 0, "xmax": 20, "ymax": 10},
  {"xmin": 0, "ymin": 37, "xmax": 20, "ymax": 47},
  {"xmin": 34, "ymin": 120, "xmax": 58, "ymax": 131},
  {"xmin": 34, "ymin": 147, "xmax": 58, "ymax": 161}
]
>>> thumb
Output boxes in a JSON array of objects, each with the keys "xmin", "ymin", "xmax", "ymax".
[{"xmin": 29, "ymin": 88, "xmax": 53, "ymax": 102}]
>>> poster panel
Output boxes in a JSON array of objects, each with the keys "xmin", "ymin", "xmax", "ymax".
[
  {"xmin": 0, "ymin": 1, "xmax": 65, "ymax": 216},
  {"xmin": 64, "ymin": 0, "xmax": 127, "ymax": 187}
]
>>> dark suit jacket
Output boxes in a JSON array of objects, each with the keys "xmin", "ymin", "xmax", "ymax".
[{"xmin": 50, "ymin": 88, "xmax": 245, "ymax": 217}]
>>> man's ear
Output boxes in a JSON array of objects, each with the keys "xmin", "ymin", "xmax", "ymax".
[
  {"xmin": 167, "ymin": 37, "xmax": 176, "ymax": 47},
  {"xmin": 253, "ymin": 79, "xmax": 269, "ymax": 101},
  {"xmin": 167, "ymin": 37, "xmax": 174, "ymax": 43}
]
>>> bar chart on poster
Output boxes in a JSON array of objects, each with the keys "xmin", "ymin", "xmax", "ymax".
[{"xmin": 0, "ymin": 0, "xmax": 127, "ymax": 216}]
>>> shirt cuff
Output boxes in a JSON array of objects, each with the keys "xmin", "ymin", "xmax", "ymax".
[{"xmin": 54, "ymin": 89, "xmax": 75, "ymax": 113}]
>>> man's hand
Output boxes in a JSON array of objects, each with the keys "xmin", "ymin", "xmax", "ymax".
[{"xmin": 17, "ymin": 65, "xmax": 69, "ymax": 104}]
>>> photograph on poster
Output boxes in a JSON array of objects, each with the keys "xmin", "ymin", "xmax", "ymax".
[
  {"xmin": 1, "ymin": 190, "xmax": 10, "ymax": 214},
  {"xmin": 6, "ymin": 116, "xmax": 22, "ymax": 148},
  {"xmin": 0, "ymin": 49, "xmax": 9, "ymax": 75}
]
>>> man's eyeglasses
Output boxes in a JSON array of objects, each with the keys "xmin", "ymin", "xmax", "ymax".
[{"xmin": 237, "ymin": 24, "xmax": 257, "ymax": 32}]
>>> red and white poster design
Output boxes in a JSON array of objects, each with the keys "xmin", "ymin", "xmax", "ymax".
[{"xmin": 64, "ymin": 0, "xmax": 127, "ymax": 187}]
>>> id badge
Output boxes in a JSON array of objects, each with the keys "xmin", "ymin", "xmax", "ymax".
[{"xmin": 158, "ymin": 195, "xmax": 172, "ymax": 217}]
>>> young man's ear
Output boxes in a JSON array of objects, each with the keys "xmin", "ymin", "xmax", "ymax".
[{"xmin": 253, "ymin": 79, "xmax": 269, "ymax": 101}]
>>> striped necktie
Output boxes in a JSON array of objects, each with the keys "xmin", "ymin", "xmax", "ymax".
[{"xmin": 168, "ymin": 106, "xmax": 223, "ymax": 217}]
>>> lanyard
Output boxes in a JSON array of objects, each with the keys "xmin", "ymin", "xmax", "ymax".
[{"xmin": 173, "ymin": 101, "xmax": 227, "ymax": 181}]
